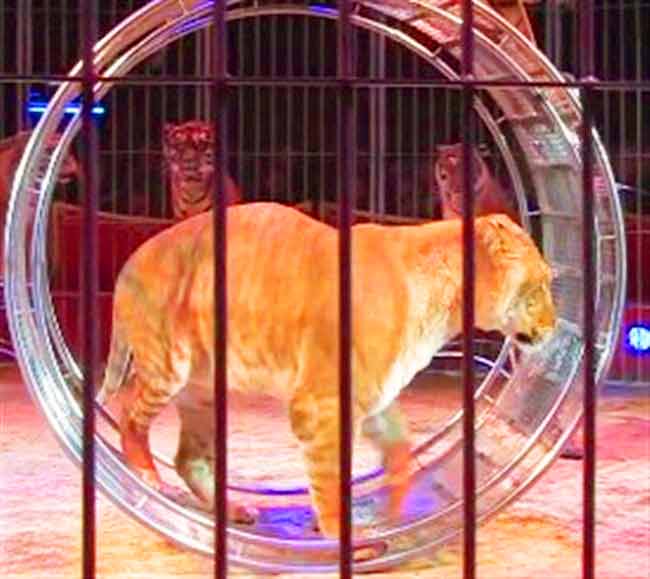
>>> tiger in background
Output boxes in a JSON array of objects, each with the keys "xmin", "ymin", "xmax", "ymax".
[
  {"xmin": 97, "ymin": 202, "xmax": 557, "ymax": 538},
  {"xmin": 434, "ymin": 143, "xmax": 519, "ymax": 221},
  {"xmin": 163, "ymin": 121, "xmax": 241, "ymax": 220}
]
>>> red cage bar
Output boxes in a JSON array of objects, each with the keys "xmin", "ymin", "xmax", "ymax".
[
  {"xmin": 460, "ymin": 0, "xmax": 477, "ymax": 577},
  {"xmin": 580, "ymin": 1, "xmax": 597, "ymax": 578},
  {"xmin": 212, "ymin": 0, "xmax": 229, "ymax": 577},
  {"xmin": 337, "ymin": 0, "xmax": 354, "ymax": 575},
  {"xmin": 80, "ymin": 1, "xmax": 99, "ymax": 577}
]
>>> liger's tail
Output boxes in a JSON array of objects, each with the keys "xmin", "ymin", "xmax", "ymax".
[{"xmin": 96, "ymin": 324, "xmax": 132, "ymax": 405}]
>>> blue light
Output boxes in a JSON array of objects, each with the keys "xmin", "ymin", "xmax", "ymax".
[
  {"xmin": 28, "ymin": 104, "xmax": 107, "ymax": 115},
  {"xmin": 626, "ymin": 324, "xmax": 650, "ymax": 354},
  {"xmin": 27, "ymin": 92, "xmax": 107, "ymax": 119},
  {"xmin": 309, "ymin": 3, "xmax": 336, "ymax": 15}
]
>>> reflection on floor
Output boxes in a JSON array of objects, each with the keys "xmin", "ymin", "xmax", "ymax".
[{"xmin": 1, "ymin": 363, "xmax": 648, "ymax": 578}]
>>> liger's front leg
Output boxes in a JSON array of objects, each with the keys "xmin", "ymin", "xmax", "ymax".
[
  {"xmin": 290, "ymin": 393, "xmax": 358, "ymax": 538},
  {"xmin": 362, "ymin": 403, "xmax": 412, "ymax": 520}
]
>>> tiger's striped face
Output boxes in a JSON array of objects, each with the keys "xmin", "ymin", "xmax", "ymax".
[{"xmin": 163, "ymin": 121, "xmax": 218, "ymax": 220}]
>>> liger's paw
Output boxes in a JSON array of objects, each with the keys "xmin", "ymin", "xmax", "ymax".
[
  {"xmin": 312, "ymin": 515, "xmax": 388, "ymax": 562},
  {"xmin": 313, "ymin": 511, "xmax": 341, "ymax": 539},
  {"xmin": 134, "ymin": 467, "xmax": 163, "ymax": 491},
  {"xmin": 228, "ymin": 502, "xmax": 259, "ymax": 526},
  {"xmin": 384, "ymin": 440, "xmax": 411, "ymax": 519}
]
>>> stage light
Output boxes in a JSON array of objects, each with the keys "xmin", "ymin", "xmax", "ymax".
[
  {"xmin": 310, "ymin": 3, "xmax": 335, "ymax": 15},
  {"xmin": 626, "ymin": 324, "xmax": 650, "ymax": 354},
  {"xmin": 27, "ymin": 92, "xmax": 107, "ymax": 118},
  {"xmin": 28, "ymin": 103, "xmax": 106, "ymax": 115}
]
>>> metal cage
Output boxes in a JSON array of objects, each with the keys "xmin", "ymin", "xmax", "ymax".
[{"xmin": 1, "ymin": 0, "xmax": 648, "ymax": 576}]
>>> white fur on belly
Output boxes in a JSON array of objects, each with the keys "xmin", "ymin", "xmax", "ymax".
[
  {"xmin": 371, "ymin": 275, "xmax": 454, "ymax": 415},
  {"xmin": 371, "ymin": 323, "xmax": 450, "ymax": 416}
]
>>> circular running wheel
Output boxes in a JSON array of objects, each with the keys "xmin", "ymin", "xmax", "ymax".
[{"xmin": 5, "ymin": 0, "xmax": 626, "ymax": 573}]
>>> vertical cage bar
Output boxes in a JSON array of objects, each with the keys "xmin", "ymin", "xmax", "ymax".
[
  {"xmin": 238, "ymin": 17, "xmax": 245, "ymax": 199},
  {"xmin": 144, "ymin": 45, "xmax": 152, "ymax": 216},
  {"xmin": 212, "ymin": 0, "xmax": 228, "ymax": 577},
  {"xmin": 338, "ymin": 0, "xmax": 354, "ymax": 575},
  {"xmin": 80, "ymin": 0, "xmax": 99, "ymax": 577},
  {"xmin": 45, "ymin": 1, "xmax": 51, "ymax": 77},
  {"xmin": 318, "ymin": 20, "xmax": 325, "ymax": 213},
  {"xmin": 396, "ymin": 48, "xmax": 403, "ymax": 215},
  {"xmin": 254, "ymin": 15, "xmax": 261, "ymax": 199},
  {"xmin": 579, "ymin": 0, "xmax": 596, "ymax": 577},
  {"xmin": 302, "ymin": 17, "xmax": 309, "ymax": 205},
  {"xmin": 617, "ymin": 0, "xmax": 626, "ymax": 199},
  {"xmin": 127, "ymin": 0, "xmax": 135, "ymax": 215},
  {"xmin": 16, "ymin": 1, "xmax": 24, "ymax": 130},
  {"xmin": 411, "ymin": 77, "xmax": 418, "ymax": 217},
  {"xmin": 0, "ymin": 3, "xmax": 4, "ymax": 136},
  {"xmin": 270, "ymin": 14, "xmax": 277, "ymax": 201},
  {"xmin": 460, "ymin": 0, "xmax": 476, "ymax": 577},
  {"xmin": 377, "ymin": 36, "xmax": 386, "ymax": 216},
  {"xmin": 286, "ymin": 17, "xmax": 294, "ymax": 202},
  {"xmin": 633, "ymin": 2, "xmax": 643, "ymax": 384},
  {"xmin": 109, "ymin": 0, "xmax": 117, "ymax": 212}
]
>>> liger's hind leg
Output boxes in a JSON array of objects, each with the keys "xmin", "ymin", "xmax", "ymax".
[
  {"xmin": 175, "ymin": 404, "xmax": 257, "ymax": 524},
  {"xmin": 120, "ymin": 373, "xmax": 183, "ymax": 489},
  {"xmin": 174, "ymin": 405, "xmax": 215, "ymax": 504}
]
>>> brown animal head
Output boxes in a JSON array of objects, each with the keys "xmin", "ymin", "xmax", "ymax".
[
  {"xmin": 434, "ymin": 143, "xmax": 517, "ymax": 221},
  {"xmin": 0, "ymin": 130, "xmax": 81, "ymax": 276},
  {"xmin": 44, "ymin": 133, "xmax": 80, "ymax": 185},
  {"xmin": 0, "ymin": 130, "xmax": 81, "ymax": 207},
  {"xmin": 163, "ymin": 121, "xmax": 241, "ymax": 220}
]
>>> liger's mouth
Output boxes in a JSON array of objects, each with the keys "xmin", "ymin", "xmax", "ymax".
[{"xmin": 514, "ymin": 332, "xmax": 534, "ymax": 345}]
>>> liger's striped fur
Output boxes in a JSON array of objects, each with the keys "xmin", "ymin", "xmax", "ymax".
[{"xmin": 98, "ymin": 202, "xmax": 556, "ymax": 537}]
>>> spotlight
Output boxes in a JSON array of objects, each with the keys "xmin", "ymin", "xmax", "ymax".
[{"xmin": 626, "ymin": 324, "xmax": 650, "ymax": 354}]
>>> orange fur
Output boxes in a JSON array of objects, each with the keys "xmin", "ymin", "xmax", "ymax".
[{"xmin": 98, "ymin": 202, "xmax": 556, "ymax": 537}]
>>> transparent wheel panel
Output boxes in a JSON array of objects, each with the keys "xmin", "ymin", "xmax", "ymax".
[{"xmin": 5, "ymin": 0, "xmax": 625, "ymax": 573}]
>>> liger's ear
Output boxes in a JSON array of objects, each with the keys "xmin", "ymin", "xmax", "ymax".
[
  {"xmin": 475, "ymin": 216, "xmax": 501, "ymax": 255},
  {"xmin": 475, "ymin": 214, "xmax": 517, "ymax": 259}
]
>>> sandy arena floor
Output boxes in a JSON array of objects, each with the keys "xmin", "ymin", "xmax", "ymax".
[{"xmin": 1, "ymin": 362, "xmax": 648, "ymax": 579}]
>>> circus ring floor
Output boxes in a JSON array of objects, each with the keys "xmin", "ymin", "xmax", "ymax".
[{"xmin": 1, "ymin": 362, "xmax": 648, "ymax": 579}]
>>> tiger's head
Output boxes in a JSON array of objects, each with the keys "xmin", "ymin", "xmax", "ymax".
[
  {"xmin": 474, "ymin": 214, "xmax": 557, "ymax": 349},
  {"xmin": 434, "ymin": 143, "xmax": 484, "ymax": 218},
  {"xmin": 434, "ymin": 143, "xmax": 517, "ymax": 221},
  {"xmin": 0, "ymin": 130, "xmax": 80, "ymax": 208},
  {"xmin": 163, "ymin": 121, "xmax": 241, "ymax": 220},
  {"xmin": 44, "ymin": 133, "xmax": 80, "ymax": 185}
]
